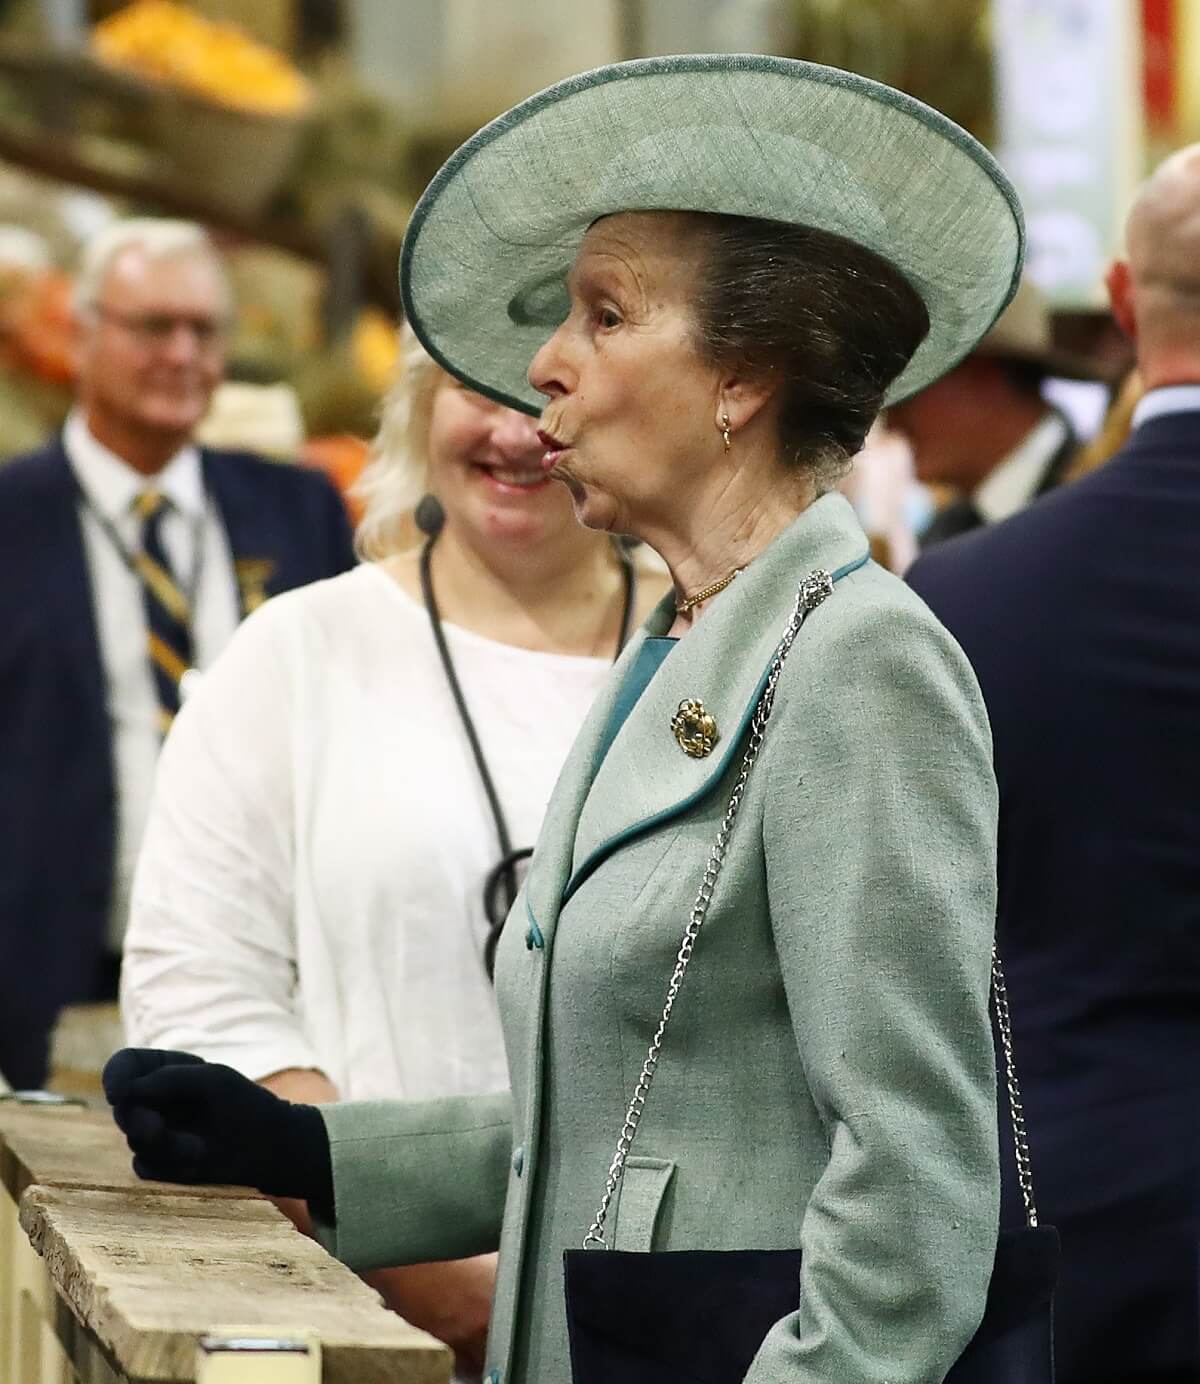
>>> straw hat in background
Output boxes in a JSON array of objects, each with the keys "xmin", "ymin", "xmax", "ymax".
[{"xmin": 977, "ymin": 278, "xmax": 1109, "ymax": 382}]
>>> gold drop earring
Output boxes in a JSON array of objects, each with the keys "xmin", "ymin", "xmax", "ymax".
[{"xmin": 720, "ymin": 411, "xmax": 731, "ymax": 453}]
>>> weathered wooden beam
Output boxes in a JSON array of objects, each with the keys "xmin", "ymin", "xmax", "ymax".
[
  {"xmin": 21, "ymin": 1186, "xmax": 449, "ymax": 1384},
  {"xmin": 0, "ymin": 1105, "xmax": 451, "ymax": 1384},
  {"xmin": 0, "ymin": 1104, "xmax": 251, "ymax": 1203}
]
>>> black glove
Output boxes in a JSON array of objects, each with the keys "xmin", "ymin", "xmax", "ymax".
[{"xmin": 102, "ymin": 1048, "xmax": 333, "ymax": 1210}]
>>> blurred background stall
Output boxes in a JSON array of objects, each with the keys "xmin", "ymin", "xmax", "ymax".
[
  {"xmin": 1, "ymin": 0, "xmax": 1188, "ymax": 554},
  {"xmin": 1, "ymin": 11, "xmax": 1196, "ymax": 1383},
  {"xmin": 0, "ymin": 2, "xmax": 1197, "ymax": 1093}
]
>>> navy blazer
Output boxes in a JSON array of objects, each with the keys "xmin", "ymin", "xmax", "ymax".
[
  {"xmin": 0, "ymin": 438, "xmax": 356, "ymax": 1089},
  {"xmin": 908, "ymin": 411, "xmax": 1200, "ymax": 1382}
]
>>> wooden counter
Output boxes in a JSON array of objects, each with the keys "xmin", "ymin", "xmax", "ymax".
[
  {"xmin": 0, "ymin": 1101, "xmax": 451, "ymax": 1384},
  {"xmin": 0, "ymin": 1103, "xmax": 235, "ymax": 1201}
]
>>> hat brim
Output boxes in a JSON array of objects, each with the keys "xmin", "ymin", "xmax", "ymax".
[
  {"xmin": 978, "ymin": 343, "xmax": 1113, "ymax": 384},
  {"xmin": 401, "ymin": 54, "xmax": 1025, "ymax": 416}
]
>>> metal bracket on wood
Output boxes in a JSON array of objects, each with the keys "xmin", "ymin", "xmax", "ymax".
[{"xmin": 196, "ymin": 1328, "xmax": 320, "ymax": 1383}]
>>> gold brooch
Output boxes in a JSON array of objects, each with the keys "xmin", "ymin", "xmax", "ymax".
[{"xmin": 671, "ymin": 699, "xmax": 718, "ymax": 758}]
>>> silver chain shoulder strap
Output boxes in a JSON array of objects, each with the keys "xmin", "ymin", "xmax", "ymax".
[{"xmin": 583, "ymin": 569, "xmax": 1037, "ymax": 1248}]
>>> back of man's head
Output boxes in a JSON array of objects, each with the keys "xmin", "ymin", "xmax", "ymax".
[{"xmin": 1108, "ymin": 145, "xmax": 1200, "ymax": 387}]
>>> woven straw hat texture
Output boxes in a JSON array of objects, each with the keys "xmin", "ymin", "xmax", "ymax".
[{"xmin": 401, "ymin": 54, "xmax": 1025, "ymax": 415}]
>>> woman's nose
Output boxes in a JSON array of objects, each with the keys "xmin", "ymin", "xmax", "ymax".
[{"xmin": 528, "ymin": 323, "xmax": 570, "ymax": 399}]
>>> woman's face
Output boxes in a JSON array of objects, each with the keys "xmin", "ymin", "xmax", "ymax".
[
  {"xmin": 528, "ymin": 213, "xmax": 722, "ymax": 537},
  {"xmin": 427, "ymin": 374, "xmax": 583, "ymax": 550}
]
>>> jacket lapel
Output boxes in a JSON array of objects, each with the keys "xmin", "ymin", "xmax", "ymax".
[
  {"xmin": 42, "ymin": 440, "xmax": 108, "ymax": 683},
  {"xmin": 203, "ymin": 451, "xmax": 279, "ymax": 616},
  {"xmin": 521, "ymin": 621, "xmax": 656, "ymax": 944},
  {"xmin": 203, "ymin": 451, "xmax": 246, "ymax": 617},
  {"xmin": 564, "ymin": 492, "xmax": 871, "ymax": 903}
]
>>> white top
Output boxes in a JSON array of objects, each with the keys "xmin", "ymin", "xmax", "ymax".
[
  {"xmin": 972, "ymin": 410, "xmax": 1070, "ymax": 525},
  {"xmin": 1131, "ymin": 383, "xmax": 1200, "ymax": 429},
  {"xmin": 121, "ymin": 564, "xmax": 614, "ymax": 1102},
  {"xmin": 64, "ymin": 411, "xmax": 240, "ymax": 950}
]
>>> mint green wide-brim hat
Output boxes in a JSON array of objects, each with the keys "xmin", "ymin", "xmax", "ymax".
[{"xmin": 400, "ymin": 54, "xmax": 1024, "ymax": 416}]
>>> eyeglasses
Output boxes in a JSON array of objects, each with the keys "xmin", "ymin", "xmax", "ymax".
[{"xmin": 94, "ymin": 305, "xmax": 231, "ymax": 351}]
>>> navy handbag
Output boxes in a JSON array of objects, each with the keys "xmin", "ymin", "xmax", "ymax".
[{"xmin": 563, "ymin": 571, "xmax": 1058, "ymax": 1384}]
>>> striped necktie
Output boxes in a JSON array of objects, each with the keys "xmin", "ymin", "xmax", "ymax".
[{"xmin": 133, "ymin": 490, "xmax": 193, "ymax": 735}]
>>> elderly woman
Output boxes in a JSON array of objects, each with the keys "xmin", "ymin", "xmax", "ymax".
[
  {"xmin": 107, "ymin": 56, "xmax": 1027, "ymax": 1384},
  {"xmin": 118, "ymin": 322, "xmax": 666, "ymax": 1369}
]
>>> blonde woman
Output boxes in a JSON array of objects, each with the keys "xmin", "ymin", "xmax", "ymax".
[{"xmin": 120, "ymin": 325, "xmax": 668, "ymax": 1370}]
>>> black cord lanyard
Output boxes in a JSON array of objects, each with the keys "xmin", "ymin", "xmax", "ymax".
[
  {"xmin": 419, "ymin": 533, "xmax": 637, "ymax": 977},
  {"xmin": 73, "ymin": 474, "xmax": 209, "ymax": 626}
]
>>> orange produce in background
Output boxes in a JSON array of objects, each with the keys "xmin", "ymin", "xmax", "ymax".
[
  {"xmin": 0, "ymin": 270, "xmax": 76, "ymax": 385},
  {"xmin": 93, "ymin": 0, "xmax": 311, "ymax": 116},
  {"xmin": 301, "ymin": 434, "xmax": 369, "ymax": 525},
  {"xmin": 352, "ymin": 309, "xmax": 399, "ymax": 396}
]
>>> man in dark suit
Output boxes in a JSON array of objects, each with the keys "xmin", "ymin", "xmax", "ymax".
[
  {"xmin": 907, "ymin": 148, "xmax": 1200, "ymax": 1383},
  {"xmin": 890, "ymin": 278, "xmax": 1103, "ymax": 546},
  {"xmin": 0, "ymin": 219, "xmax": 356, "ymax": 1089}
]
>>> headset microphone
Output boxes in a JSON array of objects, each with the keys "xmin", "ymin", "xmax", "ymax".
[{"xmin": 414, "ymin": 494, "xmax": 446, "ymax": 537}]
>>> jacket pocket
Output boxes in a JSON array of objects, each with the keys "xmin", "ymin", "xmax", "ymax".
[{"xmin": 612, "ymin": 1156, "xmax": 676, "ymax": 1251}]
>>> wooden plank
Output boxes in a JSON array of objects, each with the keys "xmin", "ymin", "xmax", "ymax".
[
  {"xmin": 0, "ymin": 1104, "xmax": 260, "ymax": 1202},
  {"xmin": 49, "ymin": 1003, "xmax": 124, "ymax": 1101},
  {"xmin": 20, "ymin": 1186, "xmax": 450, "ymax": 1384},
  {"xmin": 45, "ymin": 1292, "xmax": 127, "ymax": 1384},
  {"xmin": 12, "ymin": 1219, "xmax": 73, "ymax": 1384},
  {"xmin": 1, "ymin": 1177, "xmax": 21, "ymax": 1384}
]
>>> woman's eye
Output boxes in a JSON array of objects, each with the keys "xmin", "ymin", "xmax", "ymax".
[{"xmin": 595, "ymin": 306, "xmax": 622, "ymax": 330}]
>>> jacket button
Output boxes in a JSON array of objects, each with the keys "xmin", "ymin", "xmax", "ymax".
[
  {"xmin": 511, "ymin": 1144, "xmax": 525, "ymax": 1177},
  {"xmin": 524, "ymin": 920, "xmax": 545, "ymax": 950}
]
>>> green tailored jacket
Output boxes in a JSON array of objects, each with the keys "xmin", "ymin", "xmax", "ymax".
[{"xmin": 316, "ymin": 492, "xmax": 1001, "ymax": 1384}]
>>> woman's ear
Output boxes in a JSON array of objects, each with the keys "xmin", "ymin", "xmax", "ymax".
[{"xmin": 716, "ymin": 372, "xmax": 778, "ymax": 438}]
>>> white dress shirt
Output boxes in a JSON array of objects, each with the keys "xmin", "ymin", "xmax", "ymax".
[
  {"xmin": 64, "ymin": 411, "xmax": 240, "ymax": 950},
  {"xmin": 1131, "ymin": 383, "xmax": 1200, "ymax": 430},
  {"xmin": 972, "ymin": 410, "xmax": 1071, "ymax": 525},
  {"xmin": 121, "ymin": 564, "xmax": 613, "ymax": 1102}
]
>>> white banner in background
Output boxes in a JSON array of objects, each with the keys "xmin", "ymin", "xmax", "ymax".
[{"xmin": 994, "ymin": 0, "xmax": 1145, "ymax": 307}]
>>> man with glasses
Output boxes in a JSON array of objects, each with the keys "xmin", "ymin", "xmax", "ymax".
[{"xmin": 0, "ymin": 219, "xmax": 356, "ymax": 1090}]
